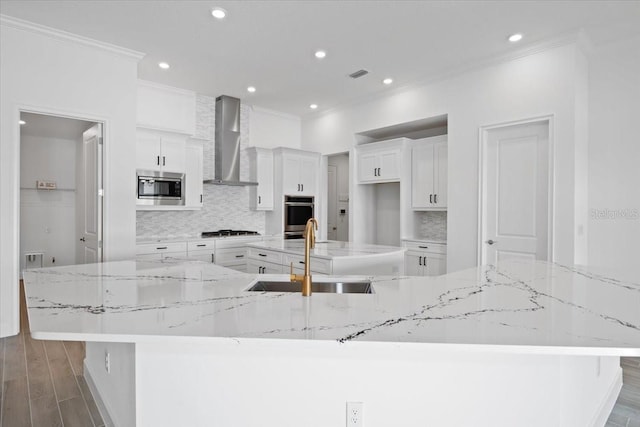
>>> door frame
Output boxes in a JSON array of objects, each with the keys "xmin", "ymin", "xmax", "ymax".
[
  {"xmin": 16, "ymin": 104, "xmax": 107, "ymax": 265},
  {"xmin": 476, "ymin": 115, "xmax": 555, "ymax": 265}
]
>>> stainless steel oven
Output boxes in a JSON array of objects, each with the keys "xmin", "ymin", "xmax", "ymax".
[
  {"xmin": 137, "ymin": 170, "xmax": 184, "ymax": 206},
  {"xmin": 284, "ymin": 196, "xmax": 314, "ymax": 239}
]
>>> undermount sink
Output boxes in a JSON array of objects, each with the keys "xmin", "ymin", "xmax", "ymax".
[{"xmin": 247, "ymin": 280, "xmax": 373, "ymax": 294}]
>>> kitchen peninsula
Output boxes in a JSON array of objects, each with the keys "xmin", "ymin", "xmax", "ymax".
[{"xmin": 23, "ymin": 259, "xmax": 640, "ymax": 427}]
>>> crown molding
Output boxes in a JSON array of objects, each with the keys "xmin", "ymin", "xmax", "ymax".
[
  {"xmin": 137, "ymin": 79, "xmax": 196, "ymax": 97},
  {"xmin": 0, "ymin": 14, "xmax": 145, "ymax": 61},
  {"xmin": 305, "ymin": 30, "xmax": 585, "ymax": 120}
]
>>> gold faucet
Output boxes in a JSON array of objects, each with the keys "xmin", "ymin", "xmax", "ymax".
[{"xmin": 290, "ymin": 218, "xmax": 318, "ymax": 296}]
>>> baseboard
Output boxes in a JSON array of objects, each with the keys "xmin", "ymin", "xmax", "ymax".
[
  {"xmin": 590, "ymin": 366, "xmax": 623, "ymax": 427},
  {"xmin": 84, "ymin": 361, "xmax": 117, "ymax": 427}
]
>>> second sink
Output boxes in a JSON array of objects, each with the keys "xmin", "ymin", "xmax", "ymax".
[{"xmin": 247, "ymin": 280, "xmax": 373, "ymax": 294}]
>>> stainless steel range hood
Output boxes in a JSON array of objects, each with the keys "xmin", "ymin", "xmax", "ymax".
[{"xmin": 203, "ymin": 95, "xmax": 258, "ymax": 186}]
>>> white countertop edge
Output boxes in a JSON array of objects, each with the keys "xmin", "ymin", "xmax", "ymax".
[
  {"xmin": 245, "ymin": 242, "xmax": 406, "ymax": 260},
  {"xmin": 32, "ymin": 331, "xmax": 640, "ymax": 357},
  {"xmin": 401, "ymin": 238, "xmax": 447, "ymax": 245}
]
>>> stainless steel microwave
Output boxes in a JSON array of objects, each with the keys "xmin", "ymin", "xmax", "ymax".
[
  {"xmin": 137, "ymin": 170, "xmax": 184, "ymax": 206},
  {"xmin": 284, "ymin": 196, "xmax": 314, "ymax": 238}
]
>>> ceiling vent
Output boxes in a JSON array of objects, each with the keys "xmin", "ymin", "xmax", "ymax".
[{"xmin": 348, "ymin": 69, "xmax": 370, "ymax": 79}]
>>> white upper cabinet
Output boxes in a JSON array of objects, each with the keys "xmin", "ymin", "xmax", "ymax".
[
  {"xmin": 411, "ymin": 136, "xmax": 447, "ymax": 210},
  {"xmin": 136, "ymin": 131, "xmax": 186, "ymax": 173},
  {"xmin": 247, "ymin": 147, "xmax": 274, "ymax": 210},
  {"xmin": 356, "ymin": 139, "xmax": 404, "ymax": 183},
  {"xmin": 137, "ymin": 80, "xmax": 196, "ymax": 135},
  {"xmin": 185, "ymin": 142, "xmax": 203, "ymax": 209},
  {"xmin": 279, "ymin": 149, "xmax": 319, "ymax": 196}
]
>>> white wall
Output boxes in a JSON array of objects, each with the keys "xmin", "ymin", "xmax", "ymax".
[
  {"xmin": 0, "ymin": 18, "xmax": 140, "ymax": 336},
  {"xmin": 587, "ymin": 35, "xmax": 640, "ymax": 279},
  {"xmin": 302, "ymin": 43, "xmax": 585, "ymax": 272},
  {"xmin": 249, "ymin": 106, "xmax": 301, "ymax": 149},
  {"xmin": 20, "ymin": 134, "xmax": 78, "ymax": 270}
]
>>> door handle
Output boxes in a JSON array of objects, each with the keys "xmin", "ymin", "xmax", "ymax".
[
  {"xmin": 157, "ymin": 155, "xmax": 160, "ymax": 165},
  {"xmin": 301, "ymin": 184, "xmax": 303, "ymax": 192},
  {"xmin": 297, "ymin": 184, "xmax": 300, "ymax": 191},
  {"xmin": 430, "ymin": 194, "xmax": 433, "ymax": 203},
  {"xmin": 79, "ymin": 237, "xmax": 86, "ymax": 242},
  {"xmin": 485, "ymin": 240, "xmax": 497, "ymax": 245},
  {"xmin": 374, "ymin": 168, "xmax": 377, "ymax": 177},
  {"xmin": 377, "ymin": 167, "xmax": 381, "ymax": 176},
  {"xmin": 162, "ymin": 156, "xmax": 166, "ymax": 166},
  {"xmin": 434, "ymin": 194, "xmax": 438, "ymax": 204},
  {"xmin": 200, "ymin": 194, "xmax": 203, "ymax": 203},
  {"xmin": 418, "ymin": 256, "xmax": 422, "ymax": 266},
  {"xmin": 258, "ymin": 195, "xmax": 261, "ymax": 204},
  {"xmin": 211, "ymin": 253, "xmax": 214, "ymax": 263}
]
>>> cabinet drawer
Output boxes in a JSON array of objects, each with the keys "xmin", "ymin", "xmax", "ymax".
[
  {"xmin": 402, "ymin": 240, "xmax": 447, "ymax": 255},
  {"xmin": 247, "ymin": 248, "xmax": 283, "ymax": 264},
  {"xmin": 137, "ymin": 241, "xmax": 187, "ymax": 255},
  {"xmin": 283, "ymin": 254, "xmax": 332, "ymax": 274},
  {"xmin": 215, "ymin": 248, "xmax": 248, "ymax": 265},
  {"xmin": 187, "ymin": 240, "xmax": 216, "ymax": 252}
]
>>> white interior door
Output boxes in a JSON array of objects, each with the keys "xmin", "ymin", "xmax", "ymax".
[
  {"xmin": 80, "ymin": 124, "xmax": 103, "ymax": 264},
  {"xmin": 482, "ymin": 121, "xmax": 550, "ymax": 265},
  {"xmin": 327, "ymin": 165, "xmax": 337, "ymax": 240}
]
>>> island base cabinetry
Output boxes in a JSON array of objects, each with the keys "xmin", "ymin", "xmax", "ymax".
[{"xmin": 131, "ymin": 341, "xmax": 622, "ymax": 427}]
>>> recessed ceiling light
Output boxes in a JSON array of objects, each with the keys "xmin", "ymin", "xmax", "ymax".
[
  {"xmin": 247, "ymin": 86, "xmax": 256, "ymax": 93},
  {"xmin": 211, "ymin": 7, "xmax": 227, "ymax": 19},
  {"xmin": 508, "ymin": 33, "xmax": 523, "ymax": 42},
  {"xmin": 309, "ymin": 104, "xmax": 318, "ymax": 110},
  {"xmin": 158, "ymin": 62, "xmax": 170, "ymax": 69},
  {"xmin": 314, "ymin": 50, "xmax": 326, "ymax": 59},
  {"xmin": 382, "ymin": 78, "xmax": 393, "ymax": 85},
  {"xmin": 19, "ymin": 120, "xmax": 26, "ymax": 125}
]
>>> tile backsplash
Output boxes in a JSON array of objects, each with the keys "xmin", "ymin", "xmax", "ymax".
[
  {"xmin": 136, "ymin": 94, "xmax": 265, "ymax": 239},
  {"xmin": 413, "ymin": 211, "xmax": 447, "ymax": 241}
]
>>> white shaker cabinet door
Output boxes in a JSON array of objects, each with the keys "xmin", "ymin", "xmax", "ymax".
[
  {"xmin": 160, "ymin": 136, "xmax": 186, "ymax": 173},
  {"xmin": 404, "ymin": 253, "xmax": 424, "ymax": 276},
  {"xmin": 358, "ymin": 152, "xmax": 378, "ymax": 183},
  {"xmin": 433, "ymin": 142, "xmax": 448, "ymax": 208},
  {"xmin": 136, "ymin": 134, "xmax": 162, "ymax": 171},
  {"xmin": 411, "ymin": 144, "xmax": 435, "ymax": 209}
]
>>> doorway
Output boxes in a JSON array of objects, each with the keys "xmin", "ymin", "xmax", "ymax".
[
  {"xmin": 327, "ymin": 152, "xmax": 349, "ymax": 241},
  {"xmin": 19, "ymin": 112, "xmax": 103, "ymax": 274},
  {"xmin": 479, "ymin": 118, "xmax": 553, "ymax": 265}
]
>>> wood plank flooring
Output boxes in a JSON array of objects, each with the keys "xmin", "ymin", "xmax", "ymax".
[
  {"xmin": 1, "ymin": 281, "xmax": 638, "ymax": 426},
  {"xmin": 0, "ymin": 283, "xmax": 103, "ymax": 427}
]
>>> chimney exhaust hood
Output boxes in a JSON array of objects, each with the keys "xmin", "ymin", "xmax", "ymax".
[{"xmin": 203, "ymin": 95, "xmax": 258, "ymax": 186}]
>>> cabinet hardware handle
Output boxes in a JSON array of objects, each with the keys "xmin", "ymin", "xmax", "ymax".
[
  {"xmin": 374, "ymin": 168, "xmax": 377, "ymax": 177},
  {"xmin": 418, "ymin": 245, "xmax": 429, "ymax": 249},
  {"xmin": 424, "ymin": 257, "xmax": 427, "ymax": 266},
  {"xmin": 299, "ymin": 261, "xmax": 305, "ymax": 265},
  {"xmin": 377, "ymin": 167, "xmax": 381, "ymax": 176},
  {"xmin": 419, "ymin": 256, "xmax": 422, "ymax": 266},
  {"xmin": 157, "ymin": 155, "xmax": 160, "ymax": 165},
  {"xmin": 434, "ymin": 194, "xmax": 437, "ymax": 204},
  {"xmin": 162, "ymin": 156, "xmax": 166, "ymax": 166},
  {"xmin": 197, "ymin": 244, "xmax": 206, "ymax": 247},
  {"xmin": 258, "ymin": 253, "xmax": 267, "ymax": 257},
  {"xmin": 430, "ymin": 194, "xmax": 433, "ymax": 203},
  {"xmin": 235, "ymin": 254, "xmax": 244, "ymax": 258},
  {"xmin": 157, "ymin": 246, "xmax": 167, "ymax": 250},
  {"xmin": 211, "ymin": 253, "xmax": 214, "ymax": 263},
  {"xmin": 301, "ymin": 184, "xmax": 303, "ymax": 192},
  {"xmin": 200, "ymin": 194, "xmax": 203, "ymax": 203},
  {"xmin": 258, "ymin": 195, "xmax": 261, "ymax": 204}
]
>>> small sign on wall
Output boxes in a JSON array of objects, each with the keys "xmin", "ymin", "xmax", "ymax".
[{"xmin": 36, "ymin": 180, "xmax": 57, "ymax": 190}]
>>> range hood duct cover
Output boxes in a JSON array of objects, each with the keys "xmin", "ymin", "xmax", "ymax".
[{"xmin": 204, "ymin": 95, "xmax": 258, "ymax": 186}]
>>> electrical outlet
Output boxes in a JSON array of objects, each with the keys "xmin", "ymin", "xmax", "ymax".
[
  {"xmin": 346, "ymin": 402, "xmax": 363, "ymax": 427},
  {"xmin": 104, "ymin": 351, "xmax": 111, "ymax": 374}
]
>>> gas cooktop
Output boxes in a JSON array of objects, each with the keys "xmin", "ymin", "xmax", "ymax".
[{"xmin": 201, "ymin": 230, "xmax": 261, "ymax": 238}]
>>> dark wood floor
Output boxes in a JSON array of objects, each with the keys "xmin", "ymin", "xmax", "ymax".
[
  {"xmin": 0, "ymin": 283, "xmax": 103, "ymax": 427},
  {"xmin": 1, "ymin": 282, "xmax": 638, "ymax": 426}
]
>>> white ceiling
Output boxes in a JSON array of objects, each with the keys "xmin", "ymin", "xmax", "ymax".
[{"xmin": 2, "ymin": 1, "xmax": 639, "ymax": 116}]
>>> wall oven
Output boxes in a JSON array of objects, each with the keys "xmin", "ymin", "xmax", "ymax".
[
  {"xmin": 137, "ymin": 170, "xmax": 184, "ymax": 206},
  {"xmin": 284, "ymin": 196, "xmax": 314, "ymax": 239}
]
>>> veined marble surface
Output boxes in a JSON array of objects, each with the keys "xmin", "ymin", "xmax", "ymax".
[
  {"xmin": 247, "ymin": 239, "xmax": 406, "ymax": 259},
  {"xmin": 22, "ymin": 259, "xmax": 640, "ymax": 355}
]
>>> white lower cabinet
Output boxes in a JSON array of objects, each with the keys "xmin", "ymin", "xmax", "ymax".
[
  {"xmin": 136, "ymin": 242, "xmax": 188, "ymax": 260},
  {"xmin": 247, "ymin": 259, "xmax": 283, "ymax": 274},
  {"xmin": 402, "ymin": 240, "xmax": 447, "ymax": 276},
  {"xmin": 247, "ymin": 248, "xmax": 332, "ymax": 275},
  {"xmin": 187, "ymin": 241, "xmax": 215, "ymax": 263},
  {"xmin": 214, "ymin": 237, "xmax": 262, "ymax": 272}
]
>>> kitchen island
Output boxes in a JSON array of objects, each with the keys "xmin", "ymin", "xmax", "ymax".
[
  {"xmin": 245, "ymin": 239, "xmax": 406, "ymax": 275},
  {"xmin": 22, "ymin": 259, "xmax": 640, "ymax": 427}
]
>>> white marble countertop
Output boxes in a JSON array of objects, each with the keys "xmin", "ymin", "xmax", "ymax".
[
  {"xmin": 136, "ymin": 234, "xmax": 271, "ymax": 244},
  {"xmin": 246, "ymin": 240, "xmax": 406, "ymax": 259},
  {"xmin": 402, "ymin": 238, "xmax": 447, "ymax": 245},
  {"xmin": 22, "ymin": 259, "xmax": 640, "ymax": 355}
]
